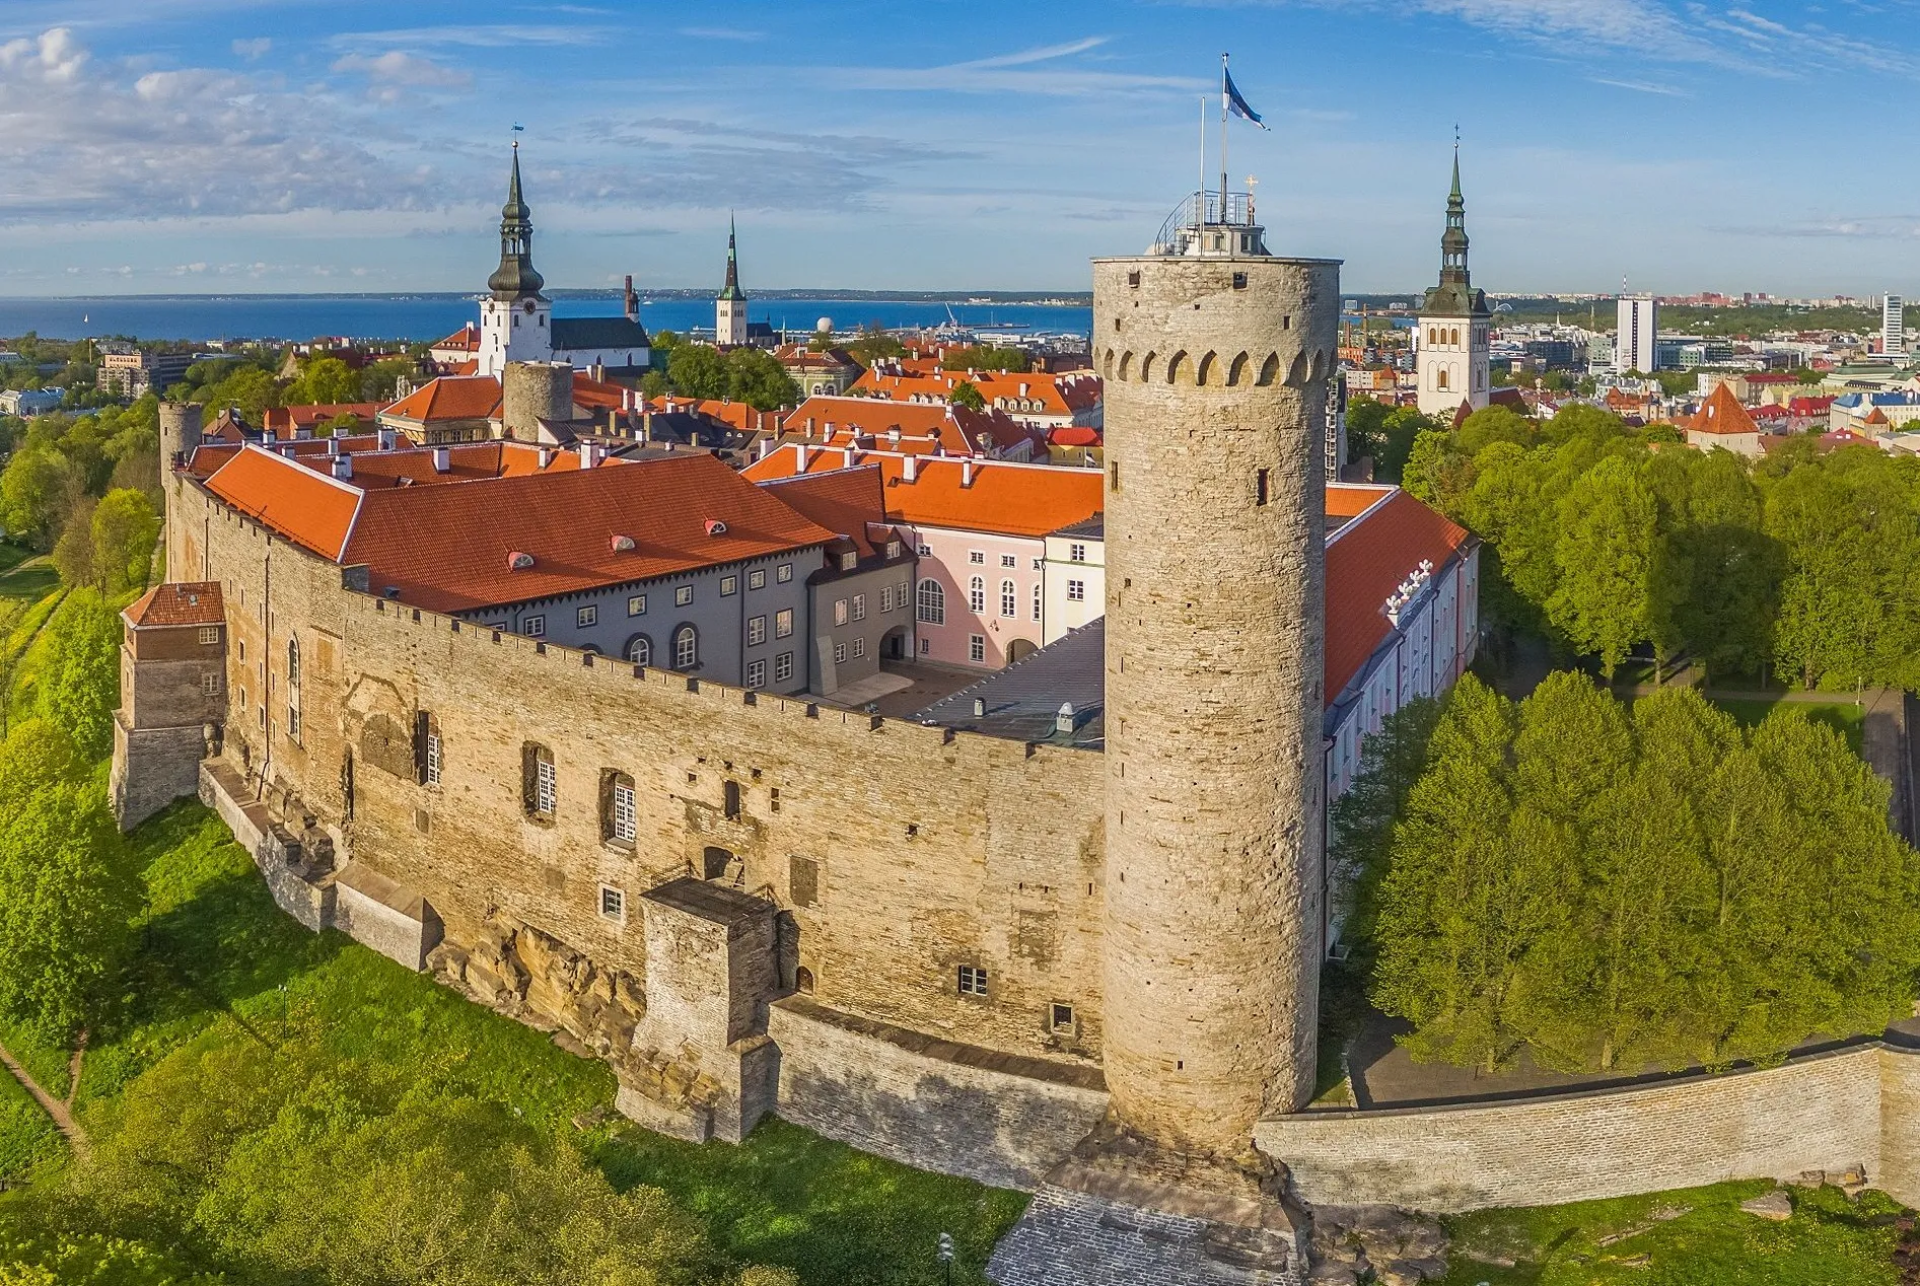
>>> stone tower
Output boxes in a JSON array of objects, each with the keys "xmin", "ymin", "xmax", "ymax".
[
  {"xmin": 1415, "ymin": 146, "xmax": 1491, "ymax": 419},
  {"xmin": 478, "ymin": 142, "xmax": 554, "ymax": 379},
  {"xmin": 715, "ymin": 214, "xmax": 748, "ymax": 347},
  {"xmin": 1095, "ymin": 195, "xmax": 1338, "ymax": 1161},
  {"xmin": 158, "ymin": 400, "xmax": 202, "ymax": 470}
]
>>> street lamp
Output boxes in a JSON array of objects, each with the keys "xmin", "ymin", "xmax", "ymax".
[{"xmin": 937, "ymin": 1232, "xmax": 954, "ymax": 1286}]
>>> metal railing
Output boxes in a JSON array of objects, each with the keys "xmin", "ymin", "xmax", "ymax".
[{"xmin": 1148, "ymin": 191, "xmax": 1254, "ymax": 255}]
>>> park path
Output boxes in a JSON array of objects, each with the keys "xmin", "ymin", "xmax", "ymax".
[{"xmin": 0, "ymin": 1035, "xmax": 87, "ymax": 1160}]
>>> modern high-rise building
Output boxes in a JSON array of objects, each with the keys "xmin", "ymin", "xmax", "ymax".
[
  {"xmin": 1884, "ymin": 294, "xmax": 1905, "ymax": 356},
  {"xmin": 1617, "ymin": 294, "xmax": 1659, "ymax": 374}
]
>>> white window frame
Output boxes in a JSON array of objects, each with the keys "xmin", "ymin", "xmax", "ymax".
[
  {"xmin": 852, "ymin": 637, "xmax": 865, "ymax": 659},
  {"xmin": 774, "ymin": 651, "xmax": 793, "ymax": 682},
  {"xmin": 1001, "ymin": 554, "xmax": 1017, "ymax": 568},
  {"xmin": 747, "ymin": 658, "xmax": 766, "ymax": 688},
  {"xmin": 834, "ymin": 598, "xmax": 849, "ymax": 626},
  {"xmin": 775, "ymin": 608, "xmax": 794, "ymax": 638},
  {"xmin": 201, "ymin": 672, "xmax": 222, "ymax": 695},
  {"xmin": 747, "ymin": 615, "xmax": 767, "ymax": 646},
  {"xmin": 198, "ymin": 626, "xmax": 220, "ymax": 646},
  {"xmin": 599, "ymin": 884, "xmax": 626, "ymax": 922},
  {"xmin": 969, "ymin": 550, "xmax": 985, "ymax": 565},
  {"xmin": 834, "ymin": 641, "xmax": 847, "ymax": 664},
  {"xmin": 1069, "ymin": 543, "xmax": 1087, "ymax": 563},
  {"xmin": 674, "ymin": 585, "xmax": 694, "ymax": 607},
  {"xmin": 426, "ymin": 732, "xmax": 442, "ymax": 786},
  {"xmin": 1000, "ymin": 579, "xmax": 1017, "ymax": 618},
  {"xmin": 917, "ymin": 579, "xmax": 945, "ymax": 625},
  {"xmin": 673, "ymin": 625, "xmax": 698, "ymax": 669},
  {"xmin": 777, "ymin": 563, "xmax": 793, "ymax": 583},
  {"xmin": 1067, "ymin": 579, "xmax": 1085, "ymax": 602},
  {"xmin": 720, "ymin": 575, "xmax": 738, "ymax": 597},
  {"xmin": 524, "ymin": 614, "xmax": 546, "ymax": 638},
  {"xmin": 969, "ymin": 634, "xmax": 986, "ymax": 663},
  {"xmin": 612, "ymin": 778, "xmax": 636, "ymax": 842},
  {"xmin": 627, "ymin": 594, "xmax": 647, "ymax": 616},
  {"xmin": 535, "ymin": 756, "xmax": 557, "ymax": 815},
  {"xmin": 957, "ymin": 964, "xmax": 989, "ymax": 997},
  {"xmin": 969, "ymin": 576, "xmax": 985, "ymax": 613},
  {"xmin": 748, "ymin": 568, "xmax": 766, "ymax": 590},
  {"xmin": 852, "ymin": 593, "xmax": 866, "ymax": 622},
  {"xmin": 577, "ymin": 604, "xmax": 597, "ymax": 628}
]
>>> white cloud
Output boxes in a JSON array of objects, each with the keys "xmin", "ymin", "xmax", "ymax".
[
  {"xmin": 231, "ymin": 36, "xmax": 271, "ymax": 60},
  {"xmin": 0, "ymin": 26, "xmax": 88, "ymax": 81},
  {"xmin": 830, "ymin": 36, "xmax": 1196, "ymax": 96},
  {"xmin": 330, "ymin": 24, "xmax": 608, "ymax": 50},
  {"xmin": 953, "ymin": 36, "xmax": 1111, "ymax": 69},
  {"xmin": 331, "ymin": 50, "xmax": 471, "ymax": 100}
]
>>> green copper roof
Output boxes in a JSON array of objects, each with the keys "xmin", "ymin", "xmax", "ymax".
[
  {"xmin": 1424, "ymin": 145, "xmax": 1485, "ymax": 318},
  {"xmin": 488, "ymin": 145, "xmax": 546, "ymax": 301}
]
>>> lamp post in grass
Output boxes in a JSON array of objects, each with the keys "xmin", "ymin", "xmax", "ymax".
[{"xmin": 937, "ymin": 1232, "xmax": 954, "ymax": 1286}]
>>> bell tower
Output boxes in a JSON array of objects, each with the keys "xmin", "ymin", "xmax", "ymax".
[
  {"xmin": 1095, "ymin": 188, "xmax": 1338, "ymax": 1161},
  {"xmin": 478, "ymin": 143, "xmax": 553, "ymax": 379},
  {"xmin": 1415, "ymin": 144, "xmax": 1491, "ymax": 419}
]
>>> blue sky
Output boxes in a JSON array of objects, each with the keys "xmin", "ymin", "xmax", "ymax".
[{"xmin": 1, "ymin": 0, "xmax": 1917, "ymax": 297}]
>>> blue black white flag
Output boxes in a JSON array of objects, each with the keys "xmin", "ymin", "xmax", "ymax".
[{"xmin": 1224, "ymin": 67, "xmax": 1267, "ymax": 130}]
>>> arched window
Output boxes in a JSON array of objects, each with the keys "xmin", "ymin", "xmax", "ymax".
[
  {"xmin": 625, "ymin": 634, "xmax": 652, "ymax": 666},
  {"xmin": 1000, "ymin": 579, "xmax": 1017, "ymax": 618},
  {"xmin": 795, "ymin": 966, "xmax": 815, "ymax": 995},
  {"xmin": 287, "ymin": 637, "xmax": 301, "ymax": 687},
  {"xmin": 1437, "ymin": 368, "xmax": 1449, "ymax": 391},
  {"xmin": 672, "ymin": 624, "xmax": 698, "ymax": 670},
  {"xmin": 1451, "ymin": 328, "xmax": 1460, "ymax": 345},
  {"xmin": 602, "ymin": 770, "xmax": 637, "ymax": 844},
  {"xmin": 523, "ymin": 743, "xmax": 556, "ymax": 818},
  {"xmin": 916, "ymin": 579, "xmax": 945, "ymax": 625},
  {"xmin": 969, "ymin": 576, "xmax": 986, "ymax": 614}
]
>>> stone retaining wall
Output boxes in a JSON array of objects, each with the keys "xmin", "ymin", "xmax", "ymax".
[
  {"xmin": 768, "ymin": 997, "xmax": 1109, "ymax": 1190},
  {"xmin": 1258, "ymin": 1043, "xmax": 1920, "ymax": 1212}
]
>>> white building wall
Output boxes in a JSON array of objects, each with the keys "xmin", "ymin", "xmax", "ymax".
[
  {"xmin": 1041, "ymin": 532, "xmax": 1106, "ymax": 645},
  {"xmin": 479, "ymin": 297, "xmax": 554, "ymax": 379},
  {"xmin": 1415, "ymin": 316, "xmax": 1490, "ymax": 418}
]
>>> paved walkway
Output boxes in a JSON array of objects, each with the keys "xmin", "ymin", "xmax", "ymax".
[{"xmin": 0, "ymin": 1034, "xmax": 87, "ymax": 1159}]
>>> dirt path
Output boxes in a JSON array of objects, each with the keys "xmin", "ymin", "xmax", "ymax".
[{"xmin": 0, "ymin": 1036, "xmax": 87, "ymax": 1159}]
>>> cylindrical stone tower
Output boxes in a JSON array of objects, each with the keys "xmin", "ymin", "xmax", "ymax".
[
  {"xmin": 1096, "ymin": 210, "xmax": 1339, "ymax": 1159},
  {"xmin": 502, "ymin": 361, "xmax": 574, "ymax": 442},
  {"xmin": 158, "ymin": 401, "xmax": 203, "ymax": 469}
]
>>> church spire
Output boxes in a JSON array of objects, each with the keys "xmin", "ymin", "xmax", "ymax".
[
  {"xmin": 488, "ymin": 142, "xmax": 545, "ymax": 301},
  {"xmin": 1439, "ymin": 137, "xmax": 1469, "ymax": 287},
  {"xmin": 719, "ymin": 213, "xmax": 746, "ymax": 303}
]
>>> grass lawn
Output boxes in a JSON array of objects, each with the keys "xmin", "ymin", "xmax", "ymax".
[
  {"xmin": 1444, "ymin": 1180, "xmax": 1907, "ymax": 1285},
  {"xmin": 1711, "ymin": 697, "xmax": 1867, "ymax": 757},
  {"xmin": 0, "ymin": 1073, "xmax": 59, "ymax": 1184},
  {"xmin": 0, "ymin": 552, "xmax": 57, "ymax": 609},
  {"xmin": 3, "ymin": 800, "xmax": 1027, "ymax": 1284}
]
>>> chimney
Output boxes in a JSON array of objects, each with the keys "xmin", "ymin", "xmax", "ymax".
[
  {"xmin": 887, "ymin": 428, "xmax": 901, "ymax": 448},
  {"xmin": 1055, "ymin": 703, "xmax": 1074, "ymax": 735},
  {"xmin": 432, "ymin": 447, "xmax": 450, "ymax": 472},
  {"xmin": 326, "ymin": 437, "xmax": 341, "ymax": 457},
  {"xmin": 331, "ymin": 454, "xmax": 353, "ymax": 480},
  {"xmin": 842, "ymin": 446, "xmax": 855, "ymax": 468},
  {"xmin": 1019, "ymin": 382, "xmax": 1030, "ymax": 396},
  {"xmin": 580, "ymin": 440, "xmax": 604, "ymax": 468},
  {"xmin": 902, "ymin": 454, "xmax": 918, "ymax": 482},
  {"xmin": 377, "ymin": 428, "xmax": 396, "ymax": 451},
  {"xmin": 757, "ymin": 438, "xmax": 771, "ymax": 461},
  {"xmin": 806, "ymin": 415, "xmax": 817, "ymax": 435},
  {"xmin": 537, "ymin": 447, "xmax": 553, "ymax": 469},
  {"xmin": 591, "ymin": 361, "xmax": 605, "ymax": 383},
  {"xmin": 623, "ymin": 274, "xmax": 637, "ymax": 321},
  {"xmin": 973, "ymin": 697, "xmax": 986, "ymax": 717},
  {"xmin": 796, "ymin": 442, "xmax": 811, "ymax": 470},
  {"xmin": 961, "ymin": 458, "xmax": 975, "ymax": 488},
  {"xmin": 640, "ymin": 410, "xmax": 651, "ymax": 443}
]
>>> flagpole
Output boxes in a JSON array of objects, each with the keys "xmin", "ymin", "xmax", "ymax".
[{"xmin": 1220, "ymin": 53, "xmax": 1230, "ymax": 223}]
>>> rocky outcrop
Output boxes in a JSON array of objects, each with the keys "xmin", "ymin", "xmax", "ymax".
[
  {"xmin": 428, "ymin": 913, "xmax": 644, "ymax": 1058},
  {"xmin": 1307, "ymin": 1205, "xmax": 1448, "ymax": 1285}
]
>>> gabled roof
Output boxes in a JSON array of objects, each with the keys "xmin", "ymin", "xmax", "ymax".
[
  {"xmin": 742, "ymin": 448, "xmax": 1103, "ymax": 539},
  {"xmin": 849, "ymin": 365, "xmax": 1103, "ymax": 417},
  {"xmin": 758, "ymin": 465, "xmax": 893, "ymax": 559},
  {"xmin": 779, "ymin": 396, "xmax": 1040, "ymax": 456},
  {"xmin": 266, "ymin": 403, "xmax": 383, "ymax": 435},
  {"xmin": 339, "ymin": 454, "xmax": 836, "ymax": 612},
  {"xmin": 204, "ymin": 446, "xmax": 365, "ymax": 562},
  {"xmin": 430, "ymin": 324, "xmax": 481, "ymax": 354},
  {"xmin": 382, "ymin": 376, "xmax": 503, "ymax": 424},
  {"xmin": 1686, "ymin": 382, "xmax": 1760, "ymax": 437},
  {"xmin": 552, "ymin": 316, "xmax": 651, "ymax": 353},
  {"xmin": 123, "ymin": 581, "xmax": 224, "ymax": 629},
  {"xmin": 1325, "ymin": 489, "xmax": 1473, "ymax": 701},
  {"xmin": 289, "ymin": 441, "xmax": 605, "ymax": 489}
]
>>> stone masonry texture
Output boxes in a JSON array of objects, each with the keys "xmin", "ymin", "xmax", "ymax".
[{"xmin": 1094, "ymin": 252, "xmax": 1339, "ymax": 1155}]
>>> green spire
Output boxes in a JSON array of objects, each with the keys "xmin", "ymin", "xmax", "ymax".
[{"xmin": 719, "ymin": 212, "xmax": 746, "ymax": 302}]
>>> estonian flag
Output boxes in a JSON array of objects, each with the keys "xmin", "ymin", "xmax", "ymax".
[{"xmin": 1224, "ymin": 67, "xmax": 1267, "ymax": 130}]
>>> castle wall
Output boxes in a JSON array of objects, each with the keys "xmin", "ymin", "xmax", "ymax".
[
  {"xmin": 768, "ymin": 996, "xmax": 1110, "ymax": 1190},
  {"xmin": 1257, "ymin": 1044, "xmax": 1920, "ymax": 1212},
  {"xmin": 170, "ymin": 474, "xmax": 1110, "ymax": 1076}
]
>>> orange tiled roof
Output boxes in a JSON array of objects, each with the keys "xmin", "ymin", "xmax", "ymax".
[
  {"xmin": 123, "ymin": 581, "xmax": 224, "ymax": 629},
  {"xmin": 743, "ymin": 447, "xmax": 1101, "ymax": 539},
  {"xmin": 849, "ymin": 365, "xmax": 1102, "ymax": 416},
  {"xmin": 204, "ymin": 447, "xmax": 365, "ymax": 561},
  {"xmin": 758, "ymin": 465, "xmax": 893, "ymax": 559},
  {"xmin": 1864, "ymin": 406, "xmax": 1891, "ymax": 426},
  {"xmin": 382, "ymin": 375, "xmax": 502, "ymax": 423},
  {"xmin": 431, "ymin": 324, "xmax": 482, "ymax": 353},
  {"xmin": 186, "ymin": 443, "xmax": 242, "ymax": 477},
  {"xmin": 644, "ymin": 397, "xmax": 781, "ymax": 434},
  {"xmin": 1326, "ymin": 483, "xmax": 1395, "ymax": 520},
  {"xmin": 1325, "ymin": 490, "xmax": 1473, "ymax": 701},
  {"xmin": 778, "ymin": 396, "xmax": 1040, "ymax": 456},
  {"xmin": 286, "ymin": 441, "xmax": 604, "ymax": 488},
  {"xmin": 266, "ymin": 402, "xmax": 382, "ymax": 435},
  {"xmin": 1686, "ymin": 382, "xmax": 1760, "ymax": 437}
]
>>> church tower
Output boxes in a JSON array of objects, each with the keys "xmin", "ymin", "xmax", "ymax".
[
  {"xmin": 1095, "ymin": 192, "xmax": 1337, "ymax": 1160},
  {"xmin": 715, "ymin": 215, "xmax": 748, "ymax": 347},
  {"xmin": 478, "ymin": 143, "xmax": 553, "ymax": 379},
  {"xmin": 1415, "ymin": 147, "xmax": 1491, "ymax": 419}
]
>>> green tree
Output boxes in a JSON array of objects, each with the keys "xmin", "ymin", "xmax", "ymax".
[
  {"xmin": 0, "ymin": 445, "xmax": 83, "ymax": 550},
  {"xmin": 359, "ymin": 356, "xmax": 418, "ymax": 403},
  {"xmin": 938, "ymin": 344, "xmax": 1029, "ymax": 374},
  {"xmin": 724, "ymin": 347, "xmax": 802, "ymax": 411},
  {"xmin": 948, "ymin": 379, "xmax": 986, "ymax": 411},
  {"xmin": 1327, "ymin": 698, "xmax": 1441, "ymax": 949},
  {"xmin": 91, "ymin": 489, "xmax": 160, "ymax": 595},
  {"xmin": 843, "ymin": 323, "xmax": 903, "ymax": 365},
  {"xmin": 0, "ymin": 721, "xmax": 137, "ymax": 1041},
  {"xmin": 36, "ymin": 589, "xmax": 123, "ymax": 757},
  {"xmin": 193, "ymin": 367, "xmax": 280, "ymax": 421},
  {"xmin": 1344, "ymin": 396, "xmax": 1390, "ymax": 468},
  {"xmin": 663, "ymin": 343, "xmax": 729, "ymax": 401},
  {"xmin": 1547, "ymin": 455, "xmax": 1657, "ymax": 677},
  {"xmin": 282, "ymin": 356, "xmax": 361, "ymax": 406},
  {"xmin": 0, "ymin": 600, "xmax": 24, "ymax": 736},
  {"xmin": 52, "ymin": 496, "xmax": 98, "ymax": 590}
]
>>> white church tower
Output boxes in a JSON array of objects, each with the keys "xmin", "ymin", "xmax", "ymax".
[
  {"xmin": 1415, "ymin": 146, "xmax": 1491, "ymax": 420},
  {"xmin": 478, "ymin": 143, "xmax": 554, "ymax": 379},
  {"xmin": 715, "ymin": 215, "xmax": 748, "ymax": 348}
]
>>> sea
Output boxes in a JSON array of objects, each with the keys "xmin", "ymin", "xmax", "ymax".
[{"xmin": 0, "ymin": 295, "xmax": 1094, "ymax": 346}]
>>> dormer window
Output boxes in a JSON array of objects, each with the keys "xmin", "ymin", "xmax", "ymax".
[
  {"xmin": 886, "ymin": 540, "xmax": 903, "ymax": 559},
  {"xmin": 840, "ymin": 551, "xmax": 858, "ymax": 572}
]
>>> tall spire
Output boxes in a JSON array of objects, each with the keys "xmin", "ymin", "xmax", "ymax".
[
  {"xmin": 1440, "ymin": 136, "xmax": 1469, "ymax": 287},
  {"xmin": 719, "ymin": 212, "xmax": 746, "ymax": 302},
  {"xmin": 488, "ymin": 141, "xmax": 545, "ymax": 301}
]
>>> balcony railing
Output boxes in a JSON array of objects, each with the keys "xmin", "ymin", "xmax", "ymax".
[{"xmin": 1148, "ymin": 191, "xmax": 1255, "ymax": 255}]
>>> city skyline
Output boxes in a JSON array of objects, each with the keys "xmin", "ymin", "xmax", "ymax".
[{"xmin": 3, "ymin": 0, "xmax": 1919, "ymax": 297}]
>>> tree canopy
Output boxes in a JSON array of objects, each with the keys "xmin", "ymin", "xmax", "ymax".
[
  {"xmin": 1355, "ymin": 674, "xmax": 1920, "ymax": 1075},
  {"xmin": 937, "ymin": 345, "xmax": 1029, "ymax": 374}
]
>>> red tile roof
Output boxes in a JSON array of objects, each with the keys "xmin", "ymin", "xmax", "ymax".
[
  {"xmin": 431, "ymin": 324, "xmax": 482, "ymax": 354},
  {"xmin": 382, "ymin": 376, "xmax": 502, "ymax": 423},
  {"xmin": 850, "ymin": 365, "xmax": 1102, "ymax": 416},
  {"xmin": 779, "ymin": 396, "xmax": 1040, "ymax": 457},
  {"xmin": 123, "ymin": 581, "xmax": 224, "ymax": 629},
  {"xmin": 265, "ymin": 403, "xmax": 383, "ymax": 435},
  {"xmin": 1325, "ymin": 490, "xmax": 1473, "ymax": 701},
  {"xmin": 742, "ymin": 446, "xmax": 1102, "ymax": 539},
  {"xmin": 1686, "ymin": 382, "xmax": 1760, "ymax": 437},
  {"xmin": 204, "ymin": 447, "xmax": 365, "ymax": 561},
  {"xmin": 291, "ymin": 441, "xmax": 608, "ymax": 488},
  {"xmin": 201, "ymin": 446, "xmax": 837, "ymax": 614},
  {"xmin": 758, "ymin": 465, "xmax": 894, "ymax": 558}
]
